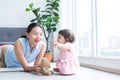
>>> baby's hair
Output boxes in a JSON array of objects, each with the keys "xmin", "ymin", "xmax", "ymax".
[{"xmin": 58, "ymin": 29, "xmax": 75, "ymax": 43}]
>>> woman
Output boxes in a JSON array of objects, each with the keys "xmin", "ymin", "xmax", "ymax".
[{"xmin": 3, "ymin": 23, "xmax": 46, "ymax": 72}]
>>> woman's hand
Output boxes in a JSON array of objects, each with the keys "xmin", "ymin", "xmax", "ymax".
[{"xmin": 34, "ymin": 64, "xmax": 42, "ymax": 73}]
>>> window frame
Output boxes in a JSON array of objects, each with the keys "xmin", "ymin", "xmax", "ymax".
[{"xmin": 74, "ymin": 0, "xmax": 120, "ymax": 74}]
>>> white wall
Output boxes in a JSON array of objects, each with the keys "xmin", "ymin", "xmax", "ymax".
[
  {"xmin": 0, "ymin": 0, "xmax": 74, "ymax": 61},
  {"xmin": 53, "ymin": 0, "xmax": 74, "ymax": 61},
  {"xmin": 59, "ymin": 0, "xmax": 73, "ymax": 30},
  {"xmin": 0, "ymin": 0, "xmax": 45, "ymax": 28}
]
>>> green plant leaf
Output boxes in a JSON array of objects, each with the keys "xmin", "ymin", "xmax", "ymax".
[
  {"xmin": 29, "ymin": 3, "xmax": 34, "ymax": 9},
  {"xmin": 53, "ymin": 12, "xmax": 58, "ymax": 16},
  {"xmin": 52, "ymin": 27, "xmax": 57, "ymax": 32},
  {"xmin": 31, "ymin": 18, "xmax": 37, "ymax": 22},
  {"xmin": 53, "ymin": 16, "xmax": 59, "ymax": 23},
  {"xmin": 51, "ymin": 24, "xmax": 56, "ymax": 27},
  {"xmin": 32, "ymin": 8, "xmax": 40, "ymax": 17},
  {"xmin": 42, "ymin": 15, "xmax": 48, "ymax": 19},
  {"xmin": 46, "ymin": 3, "xmax": 52, "ymax": 7},
  {"xmin": 54, "ymin": 7, "xmax": 59, "ymax": 11},
  {"xmin": 52, "ymin": 2, "xmax": 59, "ymax": 9},
  {"xmin": 46, "ymin": 7, "xmax": 52, "ymax": 11},
  {"xmin": 46, "ymin": 0, "xmax": 51, "ymax": 3},
  {"xmin": 47, "ymin": 16, "xmax": 52, "ymax": 22},
  {"xmin": 36, "ymin": 8, "xmax": 40, "ymax": 12},
  {"xmin": 25, "ymin": 8, "xmax": 31, "ymax": 12}
]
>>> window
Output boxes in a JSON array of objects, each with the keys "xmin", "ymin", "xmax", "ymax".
[
  {"xmin": 97, "ymin": 0, "xmax": 120, "ymax": 59},
  {"xmin": 75, "ymin": 0, "xmax": 93, "ymax": 57},
  {"xmin": 74, "ymin": 0, "xmax": 120, "ymax": 74},
  {"xmin": 75, "ymin": 0, "xmax": 120, "ymax": 59}
]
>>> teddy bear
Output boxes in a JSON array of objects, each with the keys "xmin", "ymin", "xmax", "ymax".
[{"xmin": 40, "ymin": 57, "xmax": 54, "ymax": 75}]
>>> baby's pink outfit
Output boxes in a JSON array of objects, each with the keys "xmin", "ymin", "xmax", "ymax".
[{"xmin": 56, "ymin": 43, "xmax": 79, "ymax": 75}]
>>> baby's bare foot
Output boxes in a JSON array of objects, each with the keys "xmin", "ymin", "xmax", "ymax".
[{"xmin": 53, "ymin": 68, "xmax": 59, "ymax": 72}]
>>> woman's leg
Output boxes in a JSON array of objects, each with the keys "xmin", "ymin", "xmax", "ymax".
[{"xmin": 0, "ymin": 45, "xmax": 10, "ymax": 67}]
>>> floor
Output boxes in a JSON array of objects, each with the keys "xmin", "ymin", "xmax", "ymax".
[{"xmin": 0, "ymin": 63, "xmax": 120, "ymax": 80}]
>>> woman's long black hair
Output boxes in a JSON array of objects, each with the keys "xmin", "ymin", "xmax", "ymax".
[{"xmin": 20, "ymin": 22, "xmax": 42, "ymax": 38}]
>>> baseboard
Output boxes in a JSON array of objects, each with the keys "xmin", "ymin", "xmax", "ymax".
[
  {"xmin": 80, "ymin": 63, "xmax": 120, "ymax": 74},
  {"xmin": 79, "ymin": 57, "xmax": 120, "ymax": 74}
]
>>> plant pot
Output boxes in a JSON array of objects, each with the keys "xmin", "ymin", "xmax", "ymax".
[{"xmin": 44, "ymin": 53, "xmax": 52, "ymax": 62}]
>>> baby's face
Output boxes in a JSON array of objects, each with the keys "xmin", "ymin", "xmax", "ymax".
[{"xmin": 57, "ymin": 34, "xmax": 66, "ymax": 43}]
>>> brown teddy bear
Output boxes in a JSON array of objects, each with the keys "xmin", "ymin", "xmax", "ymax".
[{"xmin": 41, "ymin": 57, "xmax": 54, "ymax": 75}]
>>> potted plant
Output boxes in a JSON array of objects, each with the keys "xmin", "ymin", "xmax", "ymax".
[{"xmin": 25, "ymin": 0, "xmax": 60, "ymax": 61}]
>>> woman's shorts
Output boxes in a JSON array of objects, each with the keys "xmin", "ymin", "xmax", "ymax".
[{"xmin": 0, "ymin": 45, "xmax": 11, "ymax": 67}]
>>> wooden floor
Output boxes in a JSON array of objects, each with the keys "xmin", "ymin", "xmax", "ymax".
[
  {"xmin": 0, "ymin": 64, "xmax": 120, "ymax": 80},
  {"xmin": 78, "ymin": 66, "xmax": 120, "ymax": 80}
]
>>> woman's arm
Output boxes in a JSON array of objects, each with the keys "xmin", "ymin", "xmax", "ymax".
[
  {"xmin": 34, "ymin": 41, "xmax": 46, "ymax": 72},
  {"xmin": 14, "ymin": 40, "xmax": 35, "ymax": 72},
  {"xmin": 34, "ymin": 41, "xmax": 46, "ymax": 65}
]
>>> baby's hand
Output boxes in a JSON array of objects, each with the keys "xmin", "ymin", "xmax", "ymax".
[{"xmin": 53, "ymin": 41, "xmax": 60, "ymax": 48}]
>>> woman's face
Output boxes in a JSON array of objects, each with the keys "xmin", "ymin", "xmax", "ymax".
[
  {"xmin": 26, "ymin": 26, "xmax": 43, "ymax": 46},
  {"xmin": 57, "ymin": 34, "xmax": 66, "ymax": 44}
]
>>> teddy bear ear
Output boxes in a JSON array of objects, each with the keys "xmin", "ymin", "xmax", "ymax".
[
  {"xmin": 44, "ymin": 57, "xmax": 48, "ymax": 61},
  {"xmin": 41, "ymin": 57, "xmax": 50, "ymax": 65},
  {"xmin": 42, "ymin": 57, "xmax": 48, "ymax": 62}
]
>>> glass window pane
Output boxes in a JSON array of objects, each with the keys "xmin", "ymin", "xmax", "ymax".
[
  {"xmin": 76, "ymin": 0, "xmax": 93, "ymax": 57},
  {"xmin": 97, "ymin": 0, "xmax": 120, "ymax": 58}
]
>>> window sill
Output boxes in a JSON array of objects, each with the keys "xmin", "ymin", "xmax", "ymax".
[{"xmin": 79, "ymin": 57, "xmax": 120, "ymax": 74}]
